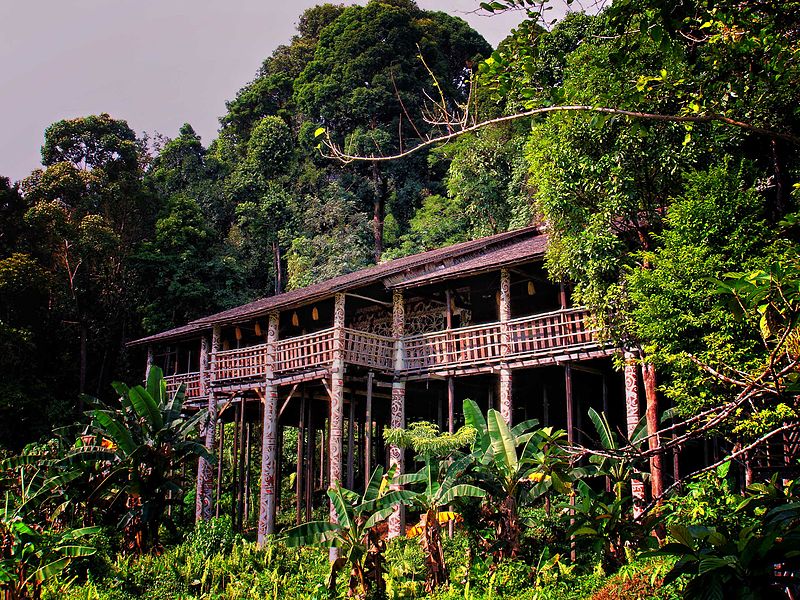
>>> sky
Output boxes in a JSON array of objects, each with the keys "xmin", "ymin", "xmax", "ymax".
[{"xmin": 0, "ymin": 1, "xmax": 563, "ymax": 183}]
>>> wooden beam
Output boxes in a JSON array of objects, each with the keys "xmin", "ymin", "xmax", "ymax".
[
  {"xmin": 345, "ymin": 292, "xmax": 392, "ymax": 307},
  {"xmin": 278, "ymin": 383, "xmax": 300, "ymax": 418}
]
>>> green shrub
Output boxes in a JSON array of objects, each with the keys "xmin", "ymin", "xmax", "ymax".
[
  {"xmin": 188, "ymin": 515, "xmax": 239, "ymax": 557},
  {"xmin": 385, "ymin": 537, "xmax": 427, "ymax": 598}
]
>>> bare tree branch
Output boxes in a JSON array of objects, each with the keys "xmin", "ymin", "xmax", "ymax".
[{"xmin": 318, "ymin": 105, "xmax": 800, "ymax": 163}]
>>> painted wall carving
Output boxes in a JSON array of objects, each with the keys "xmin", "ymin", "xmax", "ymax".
[{"xmin": 350, "ymin": 296, "xmax": 472, "ymax": 337}]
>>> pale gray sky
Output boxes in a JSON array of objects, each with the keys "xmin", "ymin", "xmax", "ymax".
[{"xmin": 0, "ymin": 1, "xmax": 552, "ymax": 183}]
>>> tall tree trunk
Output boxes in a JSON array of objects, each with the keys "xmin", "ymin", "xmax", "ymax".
[
  {"xmin": 372, "ymin": 162, "xmax": 386, "ymax": 263},
  {"xmin": 272, "ymin": 241, "xmax": 283, "ymax": 294},
  {"xmin": 770, "ymin": 139, "xmax": 791, "ymax": 221},
  {"xmin": 641, "ymin": 361, "xmax": 664, "ymax": 500}
]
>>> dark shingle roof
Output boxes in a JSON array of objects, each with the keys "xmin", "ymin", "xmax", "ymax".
[
  {"xmin": 128, "ymin": 226, "xmax": 547, "ymax": 346},
  {"xmin": 395, "ymin": 235, "xmax": 548, "ymax": 289}
]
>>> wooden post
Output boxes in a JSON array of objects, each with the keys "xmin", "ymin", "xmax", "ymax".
[
  {"xmin": 499, "ymin": 268, "xmax": 513, "ymax": 424},
  {"xmin": 273, "ymin": 426, "xmax": 283, "ymax": 528},
  {"xmin": 365, "ymin": 372, "xmax": 373, "ymax": 486},
  {"xmin": 641, "ymin": 362, "xmax": 664, "ymax": 500},
  {"xmin": 625, "ymin": 351, "xmax": 646, "ymax": 517},
  {"xmin": 564, "ymin": 363, "xmax": 577, "ymax": 561},
  {"xmin": 257, "ymin": 313, "xmax": 280, "ymax": 545},
  {"xmin": 445, "ymin": 288, "xmax": 456, "ymax": 434},
  {"xmin": 347, "ymin": 395, "xmax": 355, "ymax": 490},
  {"xmin": 231, "ymin": 399, "xmax": 241, "ymax": 527},
  {"xmin": 195, "ymin": 330, "xmax": 217, "ymax": 522},
  {"xmin": 305, "ymin": 405, "xmax": 314, "ymax": 522},
  {"xmin": 237, "ymin": 400, "xmax": 247, "ymax": 529},
  {"xmin": 244, "ymin": 422, "xmax": 252, "ymax": 527},
  {"xmin": 296, "ymin": 390, "xmax": 306, "ymax": 525},
  {"xmin": 564, "ymin": 364, "xmax": 574, "ymax": 444},
  {"xmin": 329, "ymin": 293, "xmax": 346, "ymax": 560},
  {"xmin": 145, "ymin": 345, "xmax": 154, "ymax": 381},
  {"xmin": 215, "ymin": 419, "xmax": 224, "ymax": 518},
  {"xmin": 389, "ymin": 289, "xmax": 406, "ymax": 539}
]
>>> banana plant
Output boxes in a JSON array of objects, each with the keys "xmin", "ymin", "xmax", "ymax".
[
  {"xmin": 283, "ymin": 465, "xmax": 414, "ymax": 599},
  {"xmin": 0, "ymin": 462, "xmax": 99, "ymax": 599},
  {"xmin": 586, "ymin": 407, "xmax": 648, "ymax": 502},
  {"xmin": 386, "ymin": 421, "xmax": 484, "ymax": 592},
  {"xmin": 69, "ymin": 366, "xmax": 211, "ymax": 553},
  {"xmin": 464, "ymin": 399, "xmax": 543, "ymax": 559}
]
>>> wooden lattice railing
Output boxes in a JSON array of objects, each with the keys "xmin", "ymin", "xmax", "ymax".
[
  {"xmin": 202, "ymin": 307, "xmax": 600, "ymax": 385},
  {"xmin": 164, "ymin": 372, "xmax": 202, "ymax": 399},
  {"xmin": 344, "ymin": 328, "xmax": 395, "ymax": 370},
  {"xmin": 274, "ymin": 327, "xmax": 335, "ymax": 374},
  {"xmin": 404, "ymin": 321, "xmax": 503, "ymax": 372},
  {"xmin": 215, "ymin": 342, "xmax": 269, "ymax": 382},
  {"xmin": 403, "ymin": 307, "xmax": 599, "ymax": 374}
]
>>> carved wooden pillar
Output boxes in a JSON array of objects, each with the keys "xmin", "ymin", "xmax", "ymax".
[
  {"xmin": 196, "ymin": 329, "xmax": 218, "ymax": 522},
  {"xmin": 257, "ymin": 313, "xmax": 280, "ymax": 545},
  {"xmin": 145, "ymin": 345, "xmax": 154, "ymax": 381},
  {"xmin": 624, "ymin": 350, "xmax": 646, "ymax": 517},
  {"xmin": 389, "ymin": 289, "xmax": 406, "ymax": 539},
  {"xmin": 328, "ymin": 293, "xmax": 346, "ymax": 561}
]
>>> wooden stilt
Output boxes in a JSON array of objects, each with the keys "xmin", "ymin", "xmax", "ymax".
[
  {"xmin": 257, "ymin": 312, "xmax": 280, "ymax": 545},
  {"xmin": 319, "ymin": 422, "xmax": 325, "ymax": 488},
  {"xmin": 389, "ymin": 290, "xmax": 406, "ymax": 539},
  {"xmin": 347, "ymin": 396, "xmax": 355, "ymax": 490},
  {"xmin": 564, "ymin": 363, "xmax": 577, "ymax": 562},
  {"xmin": 296, "ymin": 391, "xmax": 306, "ymax": 525},
  {"xmin": 305, "ymin": 405, "xmax": 314, "ymax": 522},
  {"xmin": 624, "ymin": 351, "xmax": 646, "ymax": 517},
  {"xmin": 642, "ymin": 362, "xmax": 664, "ymax": 499},
  {"xmin": 237, "ymin": 399, "xmax": 247, "ymax": 530},
  {"xmin": 329, "ymin": 292, "xmax": 346, "ymax": 561},
  {"xmin": 273, "ymin": 426, "xmax": 283, "ymax": 528},
  {"xmin": 215, "ymin": 418, "xmax": 224, "ymax": 518},
  {"xmin": 564, "ymin": 364, "xmax": 574, "ymax": 444},
  {"xmin": 543, "ymin": 384, "xmax": 549, "ymax": 426},
  {"xmin": 499, "ymin": 268, "xmax": 513, "ymax": 424},
  {"xmin": 195, "ymin": 332, "xmax": 216, "ymax": 523},
  {"xmin": 244, "ymin": 421, "xmax": 252, "ymax": 528},
  {"xmin": 365, "ymin": 372, "xmax": 373, "ymax": 486},
  {"xmin": 231, "ymin": 399, "xmax": 240, "ymax": 527}
]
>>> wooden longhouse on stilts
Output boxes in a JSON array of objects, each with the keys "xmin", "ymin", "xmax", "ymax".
[{"xmin": 129, "ymin": 225, "xmax": 654, "ymax": 541}]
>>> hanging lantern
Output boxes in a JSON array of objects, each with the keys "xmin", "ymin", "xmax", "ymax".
[
  {"xmin": 235, "ymin": 326, "xmax": 243, "ymax": 341},
  {"xmin": 292, "ymin": 311, "xmax": 300, "ymax": 327},
  {"xmin": 527, "ymin": 280, "xmax": 536, "ymax": 296},
  {"xmin": 312, "ymin": 306, "xmax": 319, "ymax": 321},
  {"xmin": 223, "ymin": 340, "xmax": 230, "ymax": 351},
  {"xmin": 254, "ymin": 322, "xmax": 262, "ymax": 337}
]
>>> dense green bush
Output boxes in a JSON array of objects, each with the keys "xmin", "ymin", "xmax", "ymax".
[{"xmin": 188, "ymin": 515, "xmax": 240, "ymax": 558}]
